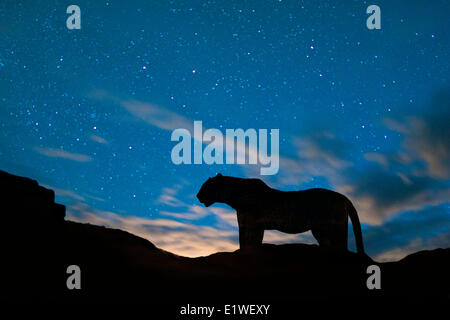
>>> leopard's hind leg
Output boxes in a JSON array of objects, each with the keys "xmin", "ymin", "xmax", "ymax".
[{"xmin": 311, "ymin": 222, "xmax": 348, "ymax": 252}]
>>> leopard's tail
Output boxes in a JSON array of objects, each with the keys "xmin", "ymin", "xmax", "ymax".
[{"xmin": 347, "ymin": 201, "xmax": 365, "ymax": 254}]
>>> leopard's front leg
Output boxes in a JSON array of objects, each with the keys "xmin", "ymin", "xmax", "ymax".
[{"xmin": 237, "ymin": 210, "xmax": 264, "ymax": 249}]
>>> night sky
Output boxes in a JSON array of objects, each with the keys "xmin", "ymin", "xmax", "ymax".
[{"xmin": 1, "ymin": 0, "xmax": 449, "ymax": 259}]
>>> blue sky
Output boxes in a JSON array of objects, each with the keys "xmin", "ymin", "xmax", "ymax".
[{"xmin": 1, "ymin": 0, "xmax": 449, "ymax": 259}]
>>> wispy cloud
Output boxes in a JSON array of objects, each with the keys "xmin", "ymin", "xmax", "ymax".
[
  {"xmin": 89, "ymin": 90, "xmax": 193, "ymax": 132},
  {"xmin": 121, "ymin": 100, "xmax": 193, "ymax": 131},
  {"xmin": 90, "ymin": 134, "xmax": 109, "ymax": 145},
  {"xmin": 385, "ymin": 119, "xmax": 449, "ymax": 180},
  {"xmin": 343, "ymin": 172, "xmax": 449, "ymax": 225},
  {"xmin": 160, "ymin": 205, "xmax": 210, "ymax": 220},
  {"xmin": 253, "ymin": 131, "xmax": 352, "ymax": 187},
  {"xmin": 364, "ymin": 152, "xmax": 388, "ymax": 167},
  {"xmin": 90, "ymin": 90, "xmax": 277, "ymax": 174},
  {"xmin": 34, "ymin": 147, "xmax": 92, "ymax": 162},
  {"xmin": 156, "ymin": 186, "xmax": 186, "ymax": 207}
]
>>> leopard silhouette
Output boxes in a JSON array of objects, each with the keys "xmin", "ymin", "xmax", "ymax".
[{"xmin": 197, "ymin": 174, "xmax": 364, "ymax": 254}]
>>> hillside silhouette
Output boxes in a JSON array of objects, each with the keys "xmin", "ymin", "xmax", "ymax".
[{"xmin": 0, "ymin": 170, "xmax": 448, "ymax": 300}]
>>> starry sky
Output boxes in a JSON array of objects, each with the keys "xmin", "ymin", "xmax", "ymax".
[{"xmin": 1, "ymin": 0, "xmax": 449, "ymax": 260}]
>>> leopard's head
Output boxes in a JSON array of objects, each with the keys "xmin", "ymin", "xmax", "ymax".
[{"xmin": 196, "ymin": 173, "xmax": 226, "ymax": 207}]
